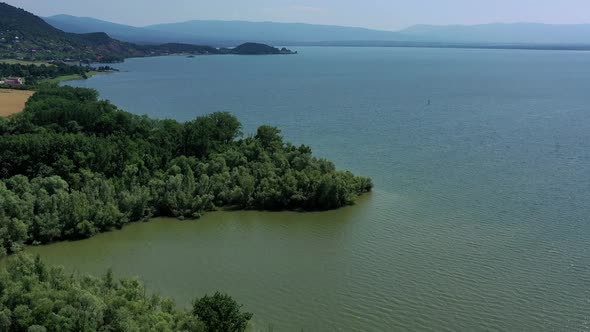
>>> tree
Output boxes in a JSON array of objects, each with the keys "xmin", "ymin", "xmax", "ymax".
[
  {"xmin": 255, "ymin": 125, "xmax": 283, "ymax": 150},
  {"xmin": 184, "ymin": 112, "xmax": 242, "ymax": 157},
  {"xmin": 192, "ymin": 292, "xmax": 253, "ymax": 332}
]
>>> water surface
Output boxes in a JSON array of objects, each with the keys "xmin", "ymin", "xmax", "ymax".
[{"xmin": 34, "ymin": 47, "xmax": 590, "ymax": 331}]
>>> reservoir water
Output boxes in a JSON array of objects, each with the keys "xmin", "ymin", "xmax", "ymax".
[{"xmin": 30, "ymin": 47, "xmax": 590, "ymax": 331}]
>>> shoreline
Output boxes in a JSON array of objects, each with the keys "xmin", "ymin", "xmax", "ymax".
[
  {"xmin": 7, "ymin": 191, "xmax": 374, "ymax": 253},
  {"xmin": 43, "ymin": 70, "xmax": 113, "ymax": 84}
]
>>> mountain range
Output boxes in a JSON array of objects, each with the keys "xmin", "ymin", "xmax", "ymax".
[
  {"xmin": 2, "ymin": 0, "xmax": 590, "ymax": 63},
  {"xmin": 45, "ymin": 14, "xmax": 590, "ymax": 46},
  {"xmin": 0, "ymin": 3, "xmax": 295, "ymax": 62},
  {"xmin": 44, "ymin": 15, "xmax": 406, "ymax": 46}
]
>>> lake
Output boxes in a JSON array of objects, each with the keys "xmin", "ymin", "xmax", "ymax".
[{"xmin": 31, "ymin": 47, "xmax": 590, "ymax": 331}]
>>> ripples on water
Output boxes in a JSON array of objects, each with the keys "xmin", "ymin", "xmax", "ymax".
[{"xmin": 37, "ymin": 47, "xmax": 590, "ymax": 331}]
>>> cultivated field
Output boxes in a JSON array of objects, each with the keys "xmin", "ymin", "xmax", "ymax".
[{"xmin": 0, "ymin": 89, "xmax": 34, "ymax": 116}]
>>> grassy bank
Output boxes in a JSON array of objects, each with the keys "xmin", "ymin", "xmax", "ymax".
[
  {"xmin": 40, "ymin": 71, "xmax": 109, "ymax": 84},
  {"xmin": 0, "ymin": 59, "xmax": 52, "ymax": 66}
]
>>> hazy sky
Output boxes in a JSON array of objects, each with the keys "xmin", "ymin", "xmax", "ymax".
[{"xmin": 4, "ymin": 0, "xmax": 590, "ymax": 30}]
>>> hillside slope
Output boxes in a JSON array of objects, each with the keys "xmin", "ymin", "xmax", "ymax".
[
  {"xmin": 44, "ymin": 14, "xmax": 203, "ymax": 45},
  {"xmin": 0, "ymin": 2, "xmax": 144, "ymax": 61},
  {"xmin": 146, "ymin": 20, "xmax": 404, "ymax": 44}
]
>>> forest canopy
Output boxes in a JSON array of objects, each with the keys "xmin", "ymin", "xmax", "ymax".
[
  {"xmin": 0, "ymin": 254, "xmax": 252, "ymax": 332},
  {"xmin": 0, "ymin": 85, "xmax": 372, "ymax": 255}
]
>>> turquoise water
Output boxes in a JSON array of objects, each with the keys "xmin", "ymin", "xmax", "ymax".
[{"xmin": 53, "ymin": 47, "xmax": 590, "ymax": 330}]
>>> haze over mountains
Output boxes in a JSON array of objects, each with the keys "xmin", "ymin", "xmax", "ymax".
[
  {"xmin": 44, "ymin": 15, "xmax": 406, "ymax": 45},
  {"xmin": 45, "ymin": 14, "xmax": 590, "ymax": 46}
]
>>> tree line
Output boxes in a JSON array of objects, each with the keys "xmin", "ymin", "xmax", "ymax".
[
  {"xmin": 0, "ymin": 254, "xmax": 252, "ymax": 331},
  {"xmin": 0, "ymin": 85, "xmax": 372, "ymax": 255},
  {"xmin": 0, "ymin": 63, "xmax": 118, "ymax": 88},
  {"xmin": 0, "ymin": 63, "xmax": 88, "ymax": 86}
]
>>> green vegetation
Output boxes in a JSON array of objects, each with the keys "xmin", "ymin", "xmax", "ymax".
[
  {"xmin": 0, "ymin": 3, "xmax": 145, "ymax": 62},
  {"xmin": 192, "ymin": 293, "xmax": 253, "ymax": 332},
  {"xmin": 0, "ymin": 85, "xmax": 372, "ymax": 254},
  {"xmin": 39, "ymin": 71, "xmax": 107, "ymax": 84},
  {"xmin": 38, "ymin": 74, "xmax": 84, "ymax": 84},
  {"xmin": 0, "ymin": 59, "xmax": 49, "ymax": 66},
  {"xmin": 0, "ymin": 254, "xmax": 252, "ymax": 331},
  {"xmin": 0, "ymin": 62, "xmax": 106, "ymax": 87}
]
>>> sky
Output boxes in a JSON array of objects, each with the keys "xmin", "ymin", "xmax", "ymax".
[{"xmin": 4, "ymin": 0, "xmax": 590, "ymax": 30}]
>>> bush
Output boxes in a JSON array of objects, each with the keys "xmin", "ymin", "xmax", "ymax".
[{"xmin": 193, "ymin": 292, "xmax": 253, "ymax": 332}]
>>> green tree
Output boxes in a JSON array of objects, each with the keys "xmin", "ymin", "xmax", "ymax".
[
  {"xmin": 255, "ymin": 125, "xmax": 283, "ymax": 150},
  {"xmin": 192, "ymin": 292, "xmax": 253, "ymax": 332},
  {"xmin": 184, "ymin": 112, "xmax": 242, "ymax": 157}
]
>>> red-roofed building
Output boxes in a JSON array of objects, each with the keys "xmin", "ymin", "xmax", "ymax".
[{"xmin": 0, "ymin": 77, "xmax": 25, "ymax": 86}]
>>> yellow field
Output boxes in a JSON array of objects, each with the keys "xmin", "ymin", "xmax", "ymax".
[{"xmin": 0, "ymin": 89, "xmax": 34, "ymax": 116}]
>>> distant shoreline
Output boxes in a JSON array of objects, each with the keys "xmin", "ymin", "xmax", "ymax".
[{"xmin": 286, "ymin": 42, "xmax": 590, "ymax": 52}]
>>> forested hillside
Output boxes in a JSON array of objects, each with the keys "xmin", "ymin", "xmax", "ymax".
[
  {"xmin": 0, "ymin": 3, "xmax": 144, "ymax": 61},
  {"xmin": 0, "ymin": 85, "xmax": 372, "ymax": 255}
]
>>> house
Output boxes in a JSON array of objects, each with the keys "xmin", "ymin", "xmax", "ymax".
[{"xmin": 1, "ymin": 77, "xmax": 25, "ymax": 86}]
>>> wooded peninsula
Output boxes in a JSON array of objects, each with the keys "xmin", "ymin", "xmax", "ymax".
[
  {"xmin": 0, "ymin": 85, "xmax": 371, "ymax": 331},
  {"xmin": 0, "ymin": 85, "xmax": 372, "ymax": 254}
]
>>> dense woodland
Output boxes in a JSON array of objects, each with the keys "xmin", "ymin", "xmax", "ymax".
[
  {"xmin": 0, "ymin": 85, "xmax": 372, "ymax": 255},
  {"xmin": 0, "ymin": 254, "xmax": 252, "ymax": 332}
]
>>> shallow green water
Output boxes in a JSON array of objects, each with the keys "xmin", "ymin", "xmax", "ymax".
[{"xmin": 30, "ymin": 47, "xmax": 590, "ymax": 330}]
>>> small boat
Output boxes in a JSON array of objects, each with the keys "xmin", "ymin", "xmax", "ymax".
[{"xmin": 187, "ymin": 55, "xmax": 195, "ymax": 58}]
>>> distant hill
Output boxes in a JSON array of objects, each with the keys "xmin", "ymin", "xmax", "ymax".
[
  {"xmin": 45, "ymin": 15, "xmax": 405, "ymax": 45},
  {"xmin": 0, "ymin": 3, "xmax": 144, "ymax": 61},
  {"xmin": 45, "ymin": 15, "xmax": 590, "ymax": 47},
  {"xmin": 399, "ymin": 23, "xmax": 590, "ymax": 44},
  {"xmin": 145, "ymin": 20, "xmax": 405, "ymax": 44},
  {"xmin": 228, "ymin": 43, "xmax": 296, "ymax": 55},
  {"xmin": 44, "ymin": 14, "xmax": 207, "ymax": 45}
]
